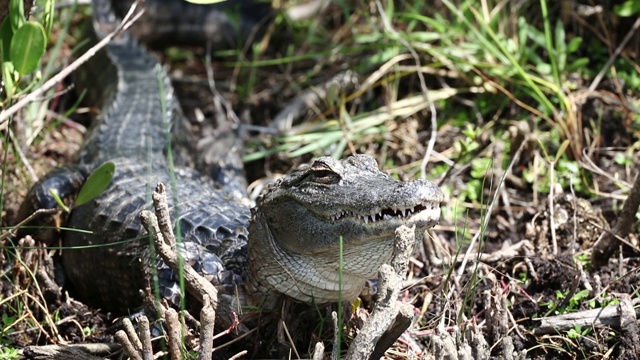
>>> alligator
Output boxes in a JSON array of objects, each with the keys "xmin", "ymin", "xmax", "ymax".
[{"xmin": 18, "ymin": 0, "xmax": 443, "ymax": 328}]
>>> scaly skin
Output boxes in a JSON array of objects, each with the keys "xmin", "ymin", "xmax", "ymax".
[
  {"xmin": 18, "ymin": 0, "xmax": 444, "ymax": 326},
  {"xmin": 247, "ymin": 155, "xmax": 443, "ymax": 304}
]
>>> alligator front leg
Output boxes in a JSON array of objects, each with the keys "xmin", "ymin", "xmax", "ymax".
[{"xmin": 16, "ymin": 166, "xmax": 88, "ymax": 245}]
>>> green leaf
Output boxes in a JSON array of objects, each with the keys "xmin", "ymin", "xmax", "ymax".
[
  {"xmin": 470, "ymin": 157, "xmax": 492, "ymax": 179},
  {"xmin": 10, "ymin": 21, "xmax": 46, "ymax": 75},
  {"xmin": 48, "ymin": 188, "xmax": 70, "ymax": 213},
  {"xmin": 554, "ymin": 20, "xmax": 566, "ymax": 71},
  {"xmin": 2, "ymin": 61, "xmax": 15, "ymax": 98},
  {"xmin": 614, "ymin": 0, "xmax": 640, "ymax": 16},
  {"xmin": 76, "ymin": 161, "xmax": 115, "ymax": 206},
  {"xmin": 554, "ymin": 139, "xmax": 570, "ymax": 163},
  {"xmin": 407, "ymin": 31, "xmax": 441, "ymax": 42},
  {"xmin": 565, "ymin": 57, "xmax": 589, "ymax": 73},
  {"xmin": 42, "ymin": 0, "xmax": 56, "ymax": 36},
  {"xmin": 9, "ymin": 0, "xmax": 26, "ymax": 32},
  {"xmin": 566, "ymin": 37, "xmax": 582, "ymax": 54}
]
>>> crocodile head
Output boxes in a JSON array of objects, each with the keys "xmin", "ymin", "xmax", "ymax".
[{"xmin": 247, "ymin": 154, "xmax": 443, "ymax": 304}]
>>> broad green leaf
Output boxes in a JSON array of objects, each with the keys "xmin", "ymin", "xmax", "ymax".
[
  {"xmin": 10, "ymin": 21, "xmax": 46, "ymax": 75},
  {"xmin": 566, "ymin": 37, "xmax": 582, "ymax": 54},
  {"xmin": 615, "ymin": 0, "xmax": 640, "ymax": 16},
  {"xmin": 76, "ymin": 161, "xmax": 115, "ymax": 206},
  {"xmin": 9, "ymin": 0, "xmax": 26, "ymax": 32},
  {"xmin": 49, "ymin": 188, "xmax": 70, "ymax": 213}
]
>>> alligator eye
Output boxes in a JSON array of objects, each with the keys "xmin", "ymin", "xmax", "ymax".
[{"xmin": 311, "ymin": 169, "xmax": 340, "ymax": 184}]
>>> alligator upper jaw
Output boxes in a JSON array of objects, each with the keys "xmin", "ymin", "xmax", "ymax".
[{"xmin": 326, "ymin": 200, "xmax": 441, "ymax": 229}]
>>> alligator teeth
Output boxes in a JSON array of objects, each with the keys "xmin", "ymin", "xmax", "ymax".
[{"xmin": 330, "ymin": 202, "xmax": 437, "ymax": 223}]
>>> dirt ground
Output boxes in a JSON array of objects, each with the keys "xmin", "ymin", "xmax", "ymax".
[{"xmin": 2, "ymin": 1, "xmax": 640, "ymax": 359}]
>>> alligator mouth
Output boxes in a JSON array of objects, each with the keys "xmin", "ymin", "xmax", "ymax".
[{"xmin": 328, "ymin": 202, "xmax": 440, "ymax": 224}]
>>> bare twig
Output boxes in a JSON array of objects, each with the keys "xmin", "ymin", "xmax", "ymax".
[
  {"xmin": 199, "ymin": 296, "xmax": 215, "ymax": 360},
  {"xmin": 228, "ymin": 350, "xmax": 248, "ymax": 360},
  {"xmin": 1, "ymin": 208, "xmax": 58, "ymax": 241},
  {"xmin": 139, "ymin": 184, "xmax": 220, "ymax": 316},
  {"xmin": 312, "ymin": 341, "xmax": 325, "ymax": 360},
  {"xmin": 138, "ymin": 316, "xmax": 153, "ymax": 360},
  {"xmin": 588, "ymin": 17, "xmax": 640, "ymax": 91},
  {"xmin": 123, "ymin": 317, "xmax": 143, "ymax": 352},
  {"xmin": 115, "ymin": 329, "xmax": 142, "ymax": 360},
  {"xmin": 533, "ymin": 298, "xmax": 640, "ymax": 335},
  {"xmin": 23, "ymin": 343, "xmax": 121, "ymax": 360},
  {"xmin": 113, "ymin": 315, "xmax": 154, "ymax": 360},
  {"xmin": 331, "ymin": 311, "xmax": 339, "ymax": 360},
  {"xmin": 165, "ymin": 308, "xmax": 183, "ymax": 360}
]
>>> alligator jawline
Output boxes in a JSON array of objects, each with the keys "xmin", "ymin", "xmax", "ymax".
[{"xmin": 328, "ymin": 202, "xmax": 439, "ymax": 224}]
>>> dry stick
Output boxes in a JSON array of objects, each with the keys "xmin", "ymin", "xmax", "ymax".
[
  {"xmin": 588, "ymin": 17, "xmax": 640, "ymax": 92},
  {"xmin": 312, "ymin": 341, "xmax": 325, "ymax": 360},
  {"xmin": 1, "ymin": 208, "xmax": 58, "ymax": 241},
  {"xmin": 618, "ymin": 294, "xmax": 640, "ymax": 357},
  {"xmin": 140, "ymin": 184, "xmax": 254, "ymax": 355},
  {"xmin": 139, "ymin": 184, "xmax": 220, "ymax": 316},
  {"xmin": 115, "ymin": 330, "xmax": 142, "ymax": 360},
  {"xmin": 345, "ymin": 225, "xmax": 416, "ymax": 360},
  {"xmin": 591, "ymin": 173, "xmax": 640, "ymax": 267},
  {"xmin": 138, "ymin": 316, "xmax": 153, "ymax": 360},
  {"xmin": 115, "ymin": 316, "xmax": 154, "ymax": 360},
  {"xmin": 0, "ymin": 0, "xmax": 145, "ymax": 127},
  {"xmin": 282, "ymin": 320, "xmax": 302, "ymax": 360},
  {"xmin": 122, "ymin": 317, "xmax": 143, "ymax": 352},
  {"xmin": 331, "ymin": 312, "xmax": 339, "ymax": 360},
  {"xmin": 23, "ymin": 343, "xmax": 121, "ymax": 360},
  {"xmin": 533, "ymin": 298, "xmax": 640, "ymax": 335},
  {"xmin": 164, "ymin": 308, "xmax": 183, "ymax": 360},
  {"xmin": 199, "ymin": 295, "xmax": 215, "ymax": 360},
  {"xmin": 228, "ymin": 350, "xmax": 249, "ymax": 360},
  {"xmin": 8, "ymin": 127, "xmax": 38, "ymax": 181}
]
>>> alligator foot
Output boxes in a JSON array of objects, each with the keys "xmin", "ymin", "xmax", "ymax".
[{"xmin": 16, "ymin": 166, "xmax": 88, "ymax": 245}]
